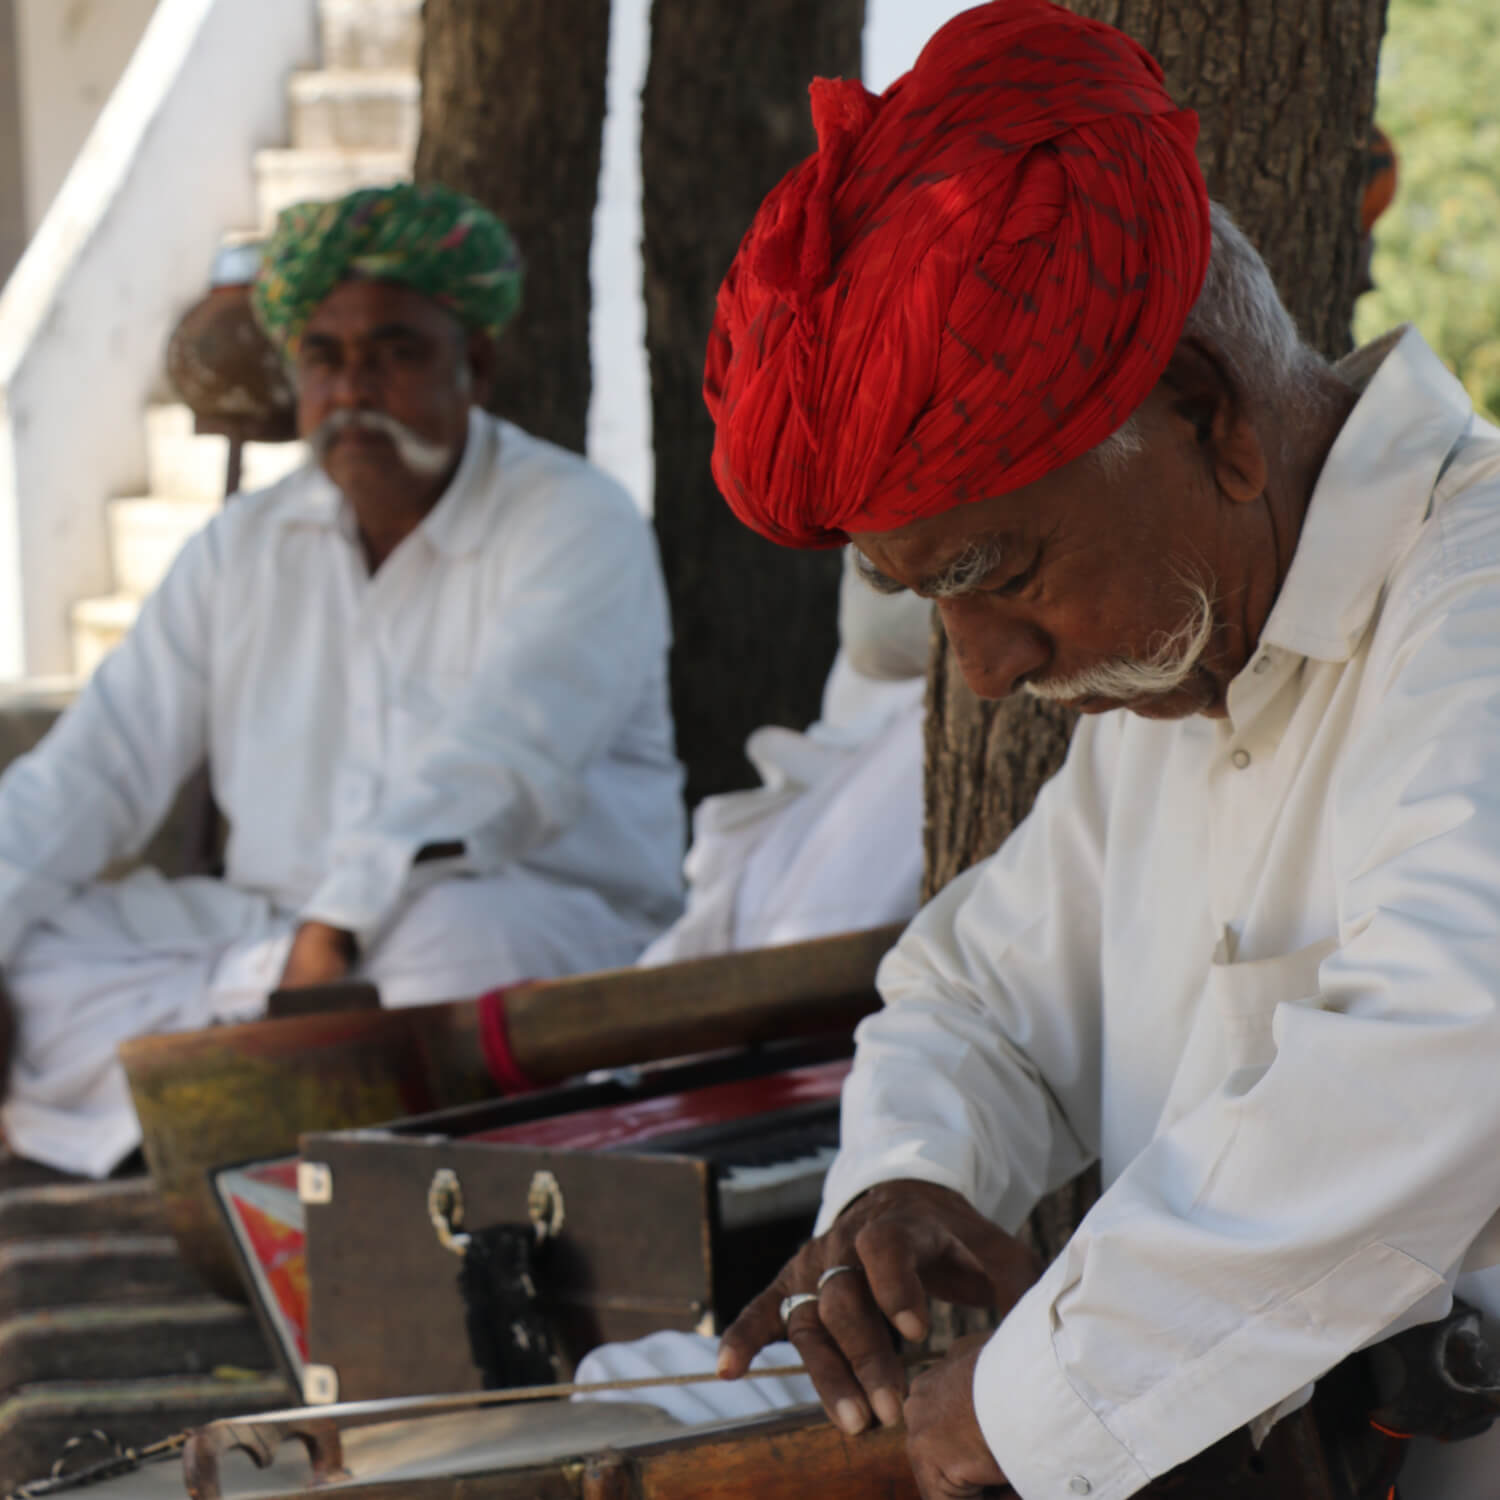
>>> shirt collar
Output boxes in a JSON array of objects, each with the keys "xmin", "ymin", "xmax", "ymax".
[
  {"xmin": 416, "ymin": 407, "xmax": 502, "ymax": 558},
  {"xmin": 1258, "ymin": 325, "xmax": 1473, "ymax": 664},
  {"xmin": 278, "ymin": 406, "xmax": 502, "ymax": 558}
]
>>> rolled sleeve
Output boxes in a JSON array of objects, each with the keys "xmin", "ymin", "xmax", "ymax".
[
  {"xmin": 298, "ymin": 837, "xmax": 417, "ymax": 947},
  {"xmin": 975, "ymin": 1264, "xmax": 1149, "ymax": 1500}
]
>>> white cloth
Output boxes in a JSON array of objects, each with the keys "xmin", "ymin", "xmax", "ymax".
[
  {"xmin": 573, "ymin": 1331, "xmax": 816, "ymax": 1424},
  {"xmin": 6, "ymin": 863, "xmax": 649, "ymax": 1177},
  {"xmin": 0, "ymin": 410, "xmax": 685, "ymax": 1174},
  {"xmin": 817, "ymin": 329, "xmax": 1500, "ymax": 1500},
  {"xmin": 638, "ymin": 548, "xmax": 929, "ymax": 967}
]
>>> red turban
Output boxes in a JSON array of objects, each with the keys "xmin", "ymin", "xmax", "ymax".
[{"xmin": 704, "ymin": 0, "xmax": 1211, "ymax": 548}]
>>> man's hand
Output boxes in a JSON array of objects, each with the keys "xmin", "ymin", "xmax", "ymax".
[
  {"xmin": 717, "ymin": 1179, "xmax": 1038, "ymax": 1437},
  {"xmin": 277, "ymin": 921, "xmax": 357, "ymax": 990},
  {"xmin": 906, "ymin": 1334, "xmax": 1011, "ymax": 1497}
]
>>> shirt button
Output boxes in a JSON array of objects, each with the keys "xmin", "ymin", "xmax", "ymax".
[
  {"xmin": 1253, "ymin": 654, "xmax": 1272, "ymax": 674},
  {"xmin": 1231, "ymin": 748, "xmax": 1252, "ymax": 769},
  {"xmin": 1069, "ymin": 1479, "xmax": 1092, "ymax": 1496}
]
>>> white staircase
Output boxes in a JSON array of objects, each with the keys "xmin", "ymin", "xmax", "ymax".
[{"xmin": 69, "ymin": 0, "xmax": 422, "ymax": 679}]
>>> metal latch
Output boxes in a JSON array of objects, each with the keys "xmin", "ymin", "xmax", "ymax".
[
  {"xmin": 427, "ymin": 1167, "xmax": 471, "ymax": 1256},
  {"xmin": 527, "ymin": 1169, "xmax": 565, "ymax": 1242},
  {"xmin": 427, "ymin": 1166, "xmax": 565, "ymax": 1255}
]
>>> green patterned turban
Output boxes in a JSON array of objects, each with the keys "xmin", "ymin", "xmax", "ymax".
[{"xmin": 252, "ymin": 181, "xmax": 524, "ymax": 354}]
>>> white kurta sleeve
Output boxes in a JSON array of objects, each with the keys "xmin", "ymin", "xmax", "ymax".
[
  {"xmin": 975, "ymin": 566, "xmax": 1500, "ymax": 1499},
  {"xmin": 0, "ymin": 524, "xmax": 217, "ymax": 963},
  {"xmin": 300, "ymin": 491, "xmax": 667, "ymax": 945},
  {"xmin": 815, "ymin": 710, "xmax": 1119, "ymax": 1237}
]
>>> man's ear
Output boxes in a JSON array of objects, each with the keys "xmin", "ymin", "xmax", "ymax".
[
  {"xmin": 1162, "ymin": 338, "xmax": 1267, "ymax": 505},
  {"xmin": 465, "ymin": 331, "xmax": 498, "ymax": 408}
]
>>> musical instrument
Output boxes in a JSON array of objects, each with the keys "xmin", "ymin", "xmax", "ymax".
[
  {"xmin": 288, "ymin": 1038, "xmax": 851, "ymax": 1404},
  {"xmin": 120, "ymin": 925, "xmax": 900, "ymax": 1299}
]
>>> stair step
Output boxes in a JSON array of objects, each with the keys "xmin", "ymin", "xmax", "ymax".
[
  {"xmin": 0, "ymin": 1374, "xmax": 292, "ymax": 1492},
  {"xmin": 0, "ymin": 1179, "xmax": 167, "ymax": 1241},
  {"xmin": 71, "ymin": 594, "xmax": 140, "ymax": 679},
  {"xmin": 254, "ymin": 147, "xmax": 412, "ymax": 230},
  {"xmin": 0, "ymin": 1301, "xmax": 269, "ymax": 1391},
  {"xmin": 320, "ymin": 0, "xmax": 423, "ymax": 72},
  {"xmin": 108, "ymin": 497, "xmax": 221, "ymax": 598},
  {"xmin": 146, "ymin": 404, "xmax": 307, "ymax": 505},
  {"xmin": 290, "ymin": 69, "xmax": 418, "ymax": 153},
  {"xmin": 0, "ymin": 1237, "xmax": 204, "ymax": 1317}
]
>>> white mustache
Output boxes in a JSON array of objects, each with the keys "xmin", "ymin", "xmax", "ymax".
[
  {"xmin": 1024, "ymin": 580, "xmax": 1217, "ymax": 706},
  {"xmin": 311, "ymin": 409, "xmax": 456, "ymax": 478}
]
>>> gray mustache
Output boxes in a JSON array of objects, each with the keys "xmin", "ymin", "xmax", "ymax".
[{"xmin": 310, "ymin": 409, "xmax": 454, "ymax": 477}]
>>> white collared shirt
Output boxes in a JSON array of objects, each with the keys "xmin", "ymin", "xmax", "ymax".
[
  {"xmin": 817, "ymin": 328, "xmax": 1500, "ymax": 1499},
  {"xmin": 0, "ymin": 410, "xmax": 685, "ymax": 956}
]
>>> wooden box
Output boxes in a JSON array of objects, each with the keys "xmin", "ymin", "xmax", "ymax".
[{"xmin": 300, "ymin": 1039, "xmax": 851, "ymax": 1403}]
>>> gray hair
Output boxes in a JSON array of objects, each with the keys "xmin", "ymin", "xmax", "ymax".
[{"xmin": 1091, "ymin": 201, "xmax": 1323, "ymax": 475}]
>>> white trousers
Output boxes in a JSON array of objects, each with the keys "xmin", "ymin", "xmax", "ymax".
[{"xmin": 3, "ymin": 865, "xmax": 653, "ymax": 1178}]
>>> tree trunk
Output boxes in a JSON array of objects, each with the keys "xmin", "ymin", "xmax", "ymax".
[
  {"xmin": 642, "ymin": 0, "xmax": 864, "ymax": 806},
  {"xmin": 414, "ymin": 0, "xmax": 609, "ymax": 454},
  {"xmin": 923, "ymin": 0, "xmax": 1388, "ymax": 1259}
]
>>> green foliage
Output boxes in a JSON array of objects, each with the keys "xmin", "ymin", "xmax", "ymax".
[{"xmin": 1355, "ymin": 0, "xmax": 1500, "ymax": 422}]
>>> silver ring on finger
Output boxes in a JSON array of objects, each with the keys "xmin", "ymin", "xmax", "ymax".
[
  {"xmin": 780, "ymin": 1291, "xmax": 820, "ymax": 1327},
  {"xmin": 817, "ymin": 1264, "xmax": 858, "ymax": 1292}
]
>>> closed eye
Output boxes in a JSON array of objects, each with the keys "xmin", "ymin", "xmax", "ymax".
[{"xmin": 987, "ymin": 558, "xmax": 1040, "ymax": 598}]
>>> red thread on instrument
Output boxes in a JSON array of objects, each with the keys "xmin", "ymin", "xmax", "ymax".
[{"xmin": 477, "ymin": 984, "xmax": 541, "ymax": 1094}]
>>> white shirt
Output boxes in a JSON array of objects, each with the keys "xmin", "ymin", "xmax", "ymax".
[
  {"xmin": 0, "ymin": 410, "xmax": 685, "ymax": 958},
  {"xmin": 638, "ymin": 548, "xmax": 929, "ymax": 966},
  {"xmin": 817, "ymin": 328, "xmax": 1500, "ymax": 1500}
]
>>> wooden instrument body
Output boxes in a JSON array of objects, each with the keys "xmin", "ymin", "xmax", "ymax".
[
  {"xmin": 180, "ymin": 1405, "xmax": 918, "ymax": 1500},
  {"xmin": 121, "ymin": 1003, "xmax": 492, "ymax": 1299},
  {"xmin": 175, "ymin": 1394, "xmax": 1357, "ymax": 1500},
  {"xmin": 119, "ymin": 926, "xmax": 897, "ymax": 1301},
  {"xmin": 300, "ymin": 1038, "xmax": 851, "ymax": 1403}
]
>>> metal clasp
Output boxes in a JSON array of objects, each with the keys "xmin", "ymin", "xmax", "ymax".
[
  {"xmin": 527, "ymin": 1169, "xmax": 565, "ymax": 1243},
  {"xmin": 427, "ymin": 1167, "xmax": 471, "ymax": 1257}
]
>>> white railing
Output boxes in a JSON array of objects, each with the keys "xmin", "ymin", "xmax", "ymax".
[{"xmin": 0, "ymin": 0, "xmax": 317, "ymax": 678}]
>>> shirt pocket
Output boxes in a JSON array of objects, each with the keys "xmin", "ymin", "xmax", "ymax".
[
  {"xmin": 1155, "ymin": 935, "xmax": 1338, "ymax": 1136},
  {"xmin": 1207, "ymin": 935, "xmax": 1339, "ymax": 1073}
]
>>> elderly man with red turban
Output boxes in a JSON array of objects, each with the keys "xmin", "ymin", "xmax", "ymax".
[{"xmin": 711, "ymin": 5, "xmax": 1500, "ymax": 1497}]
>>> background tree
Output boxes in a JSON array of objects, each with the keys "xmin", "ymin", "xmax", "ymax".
[
  {"xmin": 414, "ymin": 0, "xmax": 609, "ymax": 454},
  {"xmin": 925, "ymin": 0, "xmax": 1389, "ymax": 1254},
  {"xmin": 642, "ymin": 0, "xmax": 864, "ymax": 805},
  {"xmin": 1356, "ymin": 0, "xmax": 1500, "ymax": 422}
]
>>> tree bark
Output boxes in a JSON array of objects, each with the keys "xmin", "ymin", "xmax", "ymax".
[
  {"xmin": 414, "ymin": 0, "xmax": 609, "ymax": 454},
  {"xmin": 642, "ymin": 0, "xmax": 864, "ymax": 806},
  {"xmin": 922, "ymin": 0, "xmax": 1388, "ymax": 1258}
]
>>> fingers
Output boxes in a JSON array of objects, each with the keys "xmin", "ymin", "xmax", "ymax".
[
  {"xmin": 717, "ymin": 1279, "xmax": 792, "ymax": 1379},
  {"xmin": 785, "ymin": 1296, "xmax": 878, "ymax": 1435},
  {"xmin": 719, "ymin": 1239, "xmax": 904, "ymax": 1434},
  {"xmin": 816, "ymin": 1265, "xmax": 906, "ymax": 1426},
  {"xmin": 856, "ymin": 1215, "xmax": 993, "ymax": 1342}
]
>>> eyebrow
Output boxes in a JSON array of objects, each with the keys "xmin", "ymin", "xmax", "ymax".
[
  {"xmin": 853, "ymin": 535, "xmax": 1011, "ymax": 599},
  {"xmin": 366, "ymin": 322, "xmax": 435, "ymax": 344},
  {"xmin": 299, "ymin": 322, "xmax": 435, "ymax": 352}
]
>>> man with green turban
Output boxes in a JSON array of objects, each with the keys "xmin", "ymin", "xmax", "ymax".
[
  {"xmin": 0, "ymin": 181, "xmax": 685, "ymax": 1179},
  {"xmin": 253, "ymin": 181, "xmax": 524, "ymax": 355}
]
